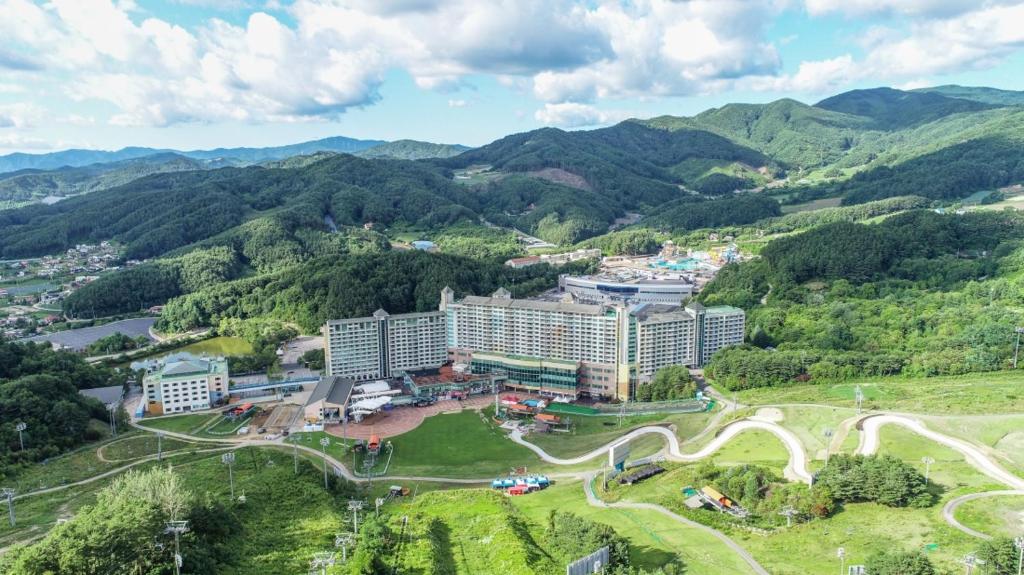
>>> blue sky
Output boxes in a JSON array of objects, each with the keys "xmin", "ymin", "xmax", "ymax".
[{"xmin": 1, "ymin": 0, "xmax": 1023, "ymax": 153}]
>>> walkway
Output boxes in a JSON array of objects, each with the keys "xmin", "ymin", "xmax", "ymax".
[
  {"xmin": 941, "ymin": 490, "xmax": 1024, "ymax": 540},
  {"xmin": 325, "ymin": 395, "xmax": 494, "ymax": 440}
]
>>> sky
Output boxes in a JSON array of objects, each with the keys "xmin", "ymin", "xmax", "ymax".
[{"xmin": 1, "ymin": 0, "xmax": 1024, "ymax": 154}]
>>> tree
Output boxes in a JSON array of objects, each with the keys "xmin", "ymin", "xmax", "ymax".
[
  {"xmin": 300, "ymin": 348, "xmax": 325, "ymax": 370},
  {"xmin": 978, "ymin": 537, "xmax": 1022, "ymax": 575},
  {"xmin": 0, "ymin": 468, "xmax": 239, "ymax": 575},
  {"xmin": 636, "ymin": 366, "xmax": 696, "ymax": 402},
  {"xmin": 864, "ymin": 550, "xmax": 935, "ymax": 575}
]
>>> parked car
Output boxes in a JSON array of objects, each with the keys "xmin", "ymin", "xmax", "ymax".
[{"xmin": 257, "ymin": 427, "xmax": 267, "ymax": 434}]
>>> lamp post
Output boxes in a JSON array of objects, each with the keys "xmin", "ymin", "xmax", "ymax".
[
  {"xmin": 156, "ymin": 432, "xmax": 165, "ymax": 462},
  {"xmin": 14, "ymin": 423, "xmax": 26, "ymax": 451},
  {"xmin": 2, "ymin": 488, "xmax": 14, "ymax": 527},
  {"xmin": 921, "ymin": 457, "xmax": 935, "ymax": 485},
  {"xmin": 837, "ymin": 547, "xmax": 845, "ymax": 575},
  {"xmin": 164, "ymin": 520, "xmax": 189, "ymax": 575},
  {"xmin": 823, "ymin": 428, "xmax": 834, "ymax": 465},
  {"xmin": 221, "ymin": 452, "xmax": 236, "ymax": 499}
]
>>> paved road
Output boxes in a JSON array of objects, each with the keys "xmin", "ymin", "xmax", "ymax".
[
  {"xmin": 941, "ymin": 490, "xmax": 1024, "ymax": 540},
  {"xmin": 581, "ymin": 471, "xmax": 768, "ymax": 575},
  {"xmin": 856, "ymin": 414, "xmax": 1024, "ymax": 490},
  {"xmin": 511, "ymin": 419, "xmax": 814, "ymax": 484}
]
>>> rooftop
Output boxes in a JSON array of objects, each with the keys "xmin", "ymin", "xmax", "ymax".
[
  {"xmin": 306, "ymin": 376, "xmax": 355, "ymax": 407},
  {"xmin": 458, "ymin": 294, "xmax": 607, "ymax": 316}
]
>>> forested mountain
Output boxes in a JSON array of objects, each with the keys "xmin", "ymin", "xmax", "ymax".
[
  {"xmin": 913, "ymin": 85, "xmax": 1024, "ymax": 106},
  {"xmin": 0, "ymin": 135, "xmax": 387, "ymax": 174},
  {"xmin": 815, "ymin": 87, "xmax": 994, "ymax": 129},
  {"xmin": 355, "ymin": 139, "xmax": 469, "ymax": 160},
  {"xmin": 0, "ymin": 153, "xmax": 216, "ymax": 206},
  {"xmin": 701, "ymin": 210, "xmax": 1024, "ymax": 387}
]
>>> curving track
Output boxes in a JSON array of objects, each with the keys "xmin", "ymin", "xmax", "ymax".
[
  {"xmin": 856, "ymin": 414, "xmax": 1024, "ymax": 490},
  {"xmin": 511, "ymin": 419, "xmax": 814, "ymax": 484}
]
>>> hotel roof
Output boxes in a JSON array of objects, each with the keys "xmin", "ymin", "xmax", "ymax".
[{"xmin": 458, "ymin": 295, "xmax": 607, "ymax": 316}]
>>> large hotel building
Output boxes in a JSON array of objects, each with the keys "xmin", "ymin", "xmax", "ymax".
[{"xmin": 323, "ymin": 287, "xmax": 744, "ymax": 401}]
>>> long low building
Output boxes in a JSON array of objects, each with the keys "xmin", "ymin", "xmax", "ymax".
[
  {"xmin": 559, "ymin": 273, "xmax": 694, "ymax": 306},
  {"xmin": 323, "ymin": 287, "xmax": 744, "ymax": 401}
]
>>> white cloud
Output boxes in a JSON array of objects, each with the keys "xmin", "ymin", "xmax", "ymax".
[
  {"xmin": 534, "ymin": 102, "xmax": 631, "ymax": 128},
  {"xmin": 0, "ymin": 103, "xmax": 43, "ymax": 128},
  {"xmin": 804, "ymin": 0, "xmax": 1018, "ymax": 18},
  {"xmin": 447, "ymin": 99, "xmax": 468, "ymax": 108},
  {"xmin": 0, "ymin": 133, "xmax": 53, "ymax": 152},
  {"xmin": 2, "ymin": 0, "xmax": 1024, "ymax": 133}
]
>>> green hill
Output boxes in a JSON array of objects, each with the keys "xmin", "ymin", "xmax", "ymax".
[
  {"xmin": 913, "ymin": 84, "xmax": 1024, "ymax": 106},
  {"xmin": 355, "ymin": 139, "xmax": 470, "ymax": 159},
  {"xmin": 815, "ymin": 86, "xmax": 995, "ymax": 129}
]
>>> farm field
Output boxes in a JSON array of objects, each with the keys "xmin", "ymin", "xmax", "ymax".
[{"xmin": 733, "ymin": 371, "xmax": 1024, "ymax": 414}]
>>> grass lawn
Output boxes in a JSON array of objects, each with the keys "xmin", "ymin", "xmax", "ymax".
[
  {"xmin": 595, "ymin": 458, "xmax": 991, "ymax": 575},
  {"xmin": 922, "ymin": 413, "xmax": 1024, "ymax": 475},
  {"xmin": 97, "ymin": 434, "xmax": 196, "ymax": 461},
  {"xmin": 514, "ymin": 481, "xmax": 756, "ymax": 574},
  {"xmin": 693, "ymin": 429, "xmax": 790, "ymax": 475},
  {"xmin": 526, "ymin": 410, "xmax": 715, "ymax": 459},
  {"xmin": 201, "ymin": 413, "xmax": 253, "ymax": 437},
  {"xmin": 137, "ymin": 412, "xmax": 220, "ymax": 434},
  {"xmin": 953, "ymin": 495, "xmax": 1024, "ymax": 539},
  {"xmin": 877, "ymin": 426, "xmax": 1005, "ymax": 492},
  {"xmin": 734, "ymin": 371, "xmax": 1024, "ymax": 414}
]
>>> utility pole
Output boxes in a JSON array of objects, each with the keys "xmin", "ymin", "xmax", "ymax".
[
  {"xmin": 311, "ymin": 551, "xmax": 336, "ymax": 575},
  {"xmin": 1015, "ymin": 328, "xmax": 1024, "ymax": 368},
  {"xmin": 293, "ymin": 439, "xmax": 299, "ymax": 475},
  {"xmin": 108, "ymin": 405, "xmax": 118, "ymax": 438},
  {"xmin": 334, "ymin": 533, "xmax": 354, "ymax": 562},
  {"xmin": 156, "ymin": 432, "xmax": 165, "ymax": 462},
  {"xmin": 823, "ymin": 428, "xmax": 834, "ymax": 465},
  {"xmin": 164, "ymin": 520, "xmax": 189, "ymax": 575},
  {"xmin": 921, "ymin": 457, "xmax": 935, "ymax": 485},
  {"xmin": 221, "ymin": 452, "xmax": 236, "ymax": 500},
  {"xmin": 837, "ymin": 547, "xmax": 845, "ymax": 575},
  {"xmin": 779, "ymin": 505, "xmax": 797, "ymax": 527},
  {"xmin": 2, "ymin": 488, "xmax": 14, "ymax": 527},
  {"xmin": 854, "ymin": 385, "xmax": 864, "ymax": 414},
  {"xmin": 1013, "ymin": 536, "xmax": 1023, "ymax": 575},
  {"xmin": 320, "ymin": 437, "xmax": 331, "ymax": 490},
  {"xmin": 348, "ymin": 500, "xmax": 364, "ymax": 534},
  {"xmin": 962, "ymin": 552, "xmax": 984, "ymax": 575},
  {"xmin": 15, "ymin": 423, "xmax": 26, "ymax": 451}
]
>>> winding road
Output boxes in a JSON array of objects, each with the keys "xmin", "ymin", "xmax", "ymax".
[{"xmin": 9, "ymin": 401, "xmax": 1021, "ymax": 573}]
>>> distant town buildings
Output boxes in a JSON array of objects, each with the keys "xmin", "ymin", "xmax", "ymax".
[
  {"xmin": 141, "ymin": 355, "xmax": 229, "ymax": 415},
  {"xmin": 504, "ymin": 248, "xmax": 601, "ymax": 269},
  {"xmin": 323, "ymin": 286, "xmax": 745, "ymax": 401}
]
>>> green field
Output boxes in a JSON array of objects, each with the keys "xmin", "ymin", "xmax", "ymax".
[
  {"xmin": 734, "ymin": 371, "xmax": 1024, "ymax": 414},
  {"xmin": 922, "ymin": 414, "xmax": 1024, "ymax": 475},
  {"xmin": 145, "ymin": 336, "xmax": 254, "ymax": 359},
  {"xmin": 702, "ymin": 429, "xmax": 790, "ymax": 474},
  {"xmin": 514, "ymin": 481, "xmax": 756, "ymax": 574},
  {"xmin": 953, "ymin": 495, "xmax": 1024, "ymax": 539},
  {"xmin": 136, "ymin": 412, "xmax": 220, "ymax": 434},
  {"xmin": 526, "ymin": 410, "xmax": 715, "ymax": 459},
  {"xmin": 97, "ymin": 434, "xmax": 196, "ymax": 461}
]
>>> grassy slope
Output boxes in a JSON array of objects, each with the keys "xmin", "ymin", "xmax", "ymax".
[
  {"xmin": 514, "ymin": 480, "xmax": 753, "ymax": 574},
  {"xmin": 733, "ymin": 370, "xmax": 1024, "ymax": 414},
  {"xmin": 953, "ymin": 495, "xmax": 1024, "ymax": 539},
  {"xmin": 526, "ymin": 410, "xmax": 715, "ymax": 459},
  {"xmin": 137, "ymin": 413, "xmax": 221, "ymax": 434}
]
